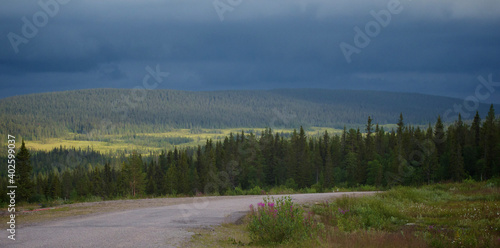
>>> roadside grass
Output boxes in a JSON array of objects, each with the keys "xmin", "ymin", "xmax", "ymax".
[
  {"xmin": 186, "ymin": 179, "xmax": 500, "ymax": 248},
  {"xmin": 313, "ymin": 180, "xmax": 500, "ymax": 247}
]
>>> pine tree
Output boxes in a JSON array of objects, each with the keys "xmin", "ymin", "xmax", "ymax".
[
  {"xmin": 449, "ymin": 132, "xmax": 465, "ymax": 182},
  {"xmin": 365, "ymin": 116, "xmax": 375, "ymax": 161},
  {"xmin": 16, "ymin": 140, "xmax": 34, "ymax": 202},
  {"xmin": 366, "ymin": 159, "xmax": 383, "ymax": 187},
  {"xmin": 423, "ymin": 124, "xmax": 438, "ymax": 184},
  {"xmin": 61, "ymin": 169, "xmax": 73, "ymax": 199},
  {"xmin": 397, "ymin": 113, "xmax": 404, "ymax": 146},
  {"xmin": 345, "ymin": 151, "xmax": 358, "ymax": 187},
  {"xmin": 323, "ymin": 144, "xmax": 334, "ymax": 188},
  {"xmin": 434, "ymin": 116, "xmax": 446, "ymax": 156},
  {"xmin": 153, "ymin": 162, "xmax": 165, "ymax": 195},
  {"xmin": 122, "ymin": 152, "xmax": 145, "ymax": 197},
  {"xmin": 103, "ymin": 162, "xmax": 115, "ymax": 198},
  {"xmin": 165, "ymin": 163, "xmax": 178, "ymax": 195},
  {"xmin": 178, "ymin": 151, "xmax": 191, "ymax": 194},
  {"xmin": 48, "ymin": 172, "xmax": 62, "ymax": 199},
  {"xmin": 296, "ymin": 127, "xmax": 311, "ymax": 188},
  {"xmin": 482, "ymin": 104, "xmax": 497, "ymax": 179},
  {"xmin": 471, "ymin": 111, "xmax": 481, "ymax": 147}
]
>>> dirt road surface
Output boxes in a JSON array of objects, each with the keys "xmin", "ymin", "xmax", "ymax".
[{"xmin": 1, "ymin": 192, "xmax": 377, "ymax": 248}]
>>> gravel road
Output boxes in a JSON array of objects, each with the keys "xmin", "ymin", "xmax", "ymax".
[{"xmin": 1, "ymin": 192, "xmax": 377, "ymax": 248}]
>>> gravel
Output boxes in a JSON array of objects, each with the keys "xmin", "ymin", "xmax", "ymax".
[{"xmin": 0, "ymin": 192, "xmax": 377, "ymax": 248}]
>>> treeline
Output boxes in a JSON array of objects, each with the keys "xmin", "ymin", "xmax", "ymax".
[
  {"xmin": 1, "ymin": 107, "xmax": 499, "ymax": 204},
  {"xmin": 1, "ymin": 88, "xmax": 495, "ymax": 140}
]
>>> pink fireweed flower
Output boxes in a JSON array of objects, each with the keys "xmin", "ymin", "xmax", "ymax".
[
  {"xmin": 338, "ymin": 208, "xmax": 350, "ymax": 214},
  {"xmin": 257, "ymin": 202, "xmax": 265, "ymax": 208},
  {"xmin": 268, "ymin": 202, "xmax": 275, "ymax": 208}
]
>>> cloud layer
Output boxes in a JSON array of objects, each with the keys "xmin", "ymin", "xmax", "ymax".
[{"xmin": 1, "ymin": 0, "xmax": 499, "ymax": 103}]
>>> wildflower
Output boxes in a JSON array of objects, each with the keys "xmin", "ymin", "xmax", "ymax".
[
  {"xmin": 268, "ymin": 202, "xmax": 275, "ymax": 208},
  {"xmin": 258, "ymin": 202, "xmax": 265, "ymax": 208}
]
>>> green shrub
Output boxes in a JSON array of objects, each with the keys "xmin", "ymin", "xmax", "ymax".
[
  {"xmin": 299, "ymin": 187, "xmax": 317, "ymax": 194},
  {"xmin": 355, "ymin": 184, "xmax": 378, "ymax": 191},
  {"xmin": 285, "ymin": 178, "xmax": 298, "ymax": 190},
  {"xmin": 234, "ymin": 186, "xmax": 245, "ymax": 195},
  {"xmin": 247, "ymin": 186, "xmax": 265, "ymax": 195},
  {"xmin": 247, "ymin": 196, "xmax": 319, "ymax": 244},
  {"xmin": 267, "ymin": 185, "xmax": 295, "ymax": 195},
  {"xmin": 316, "ymin": 195, "xmax": 406, "ymax": 232}
]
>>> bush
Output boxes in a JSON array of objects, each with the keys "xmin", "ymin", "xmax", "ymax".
[
  {"xmin": 285, "ymin": 178, "xmax": 298, "ymax": 190},
  {"xmin": 29, "ymin": 193, "xmax": 44, "ymax": 203},
  {"xmin": 267, "ymin": 185, "xmax": 295, "ymax": 195},
  {"xmin": 315, "ymin": 193, "xmax": 408, "ymax": 232},
  {"xmin": 247, "ymin": 186, "xmax": 265, "ymax": 195},
  {"xmin": 247, "ymin": 196, "xmax": 319, "ymax": 244},
  {"xmin": 354, "ymin": 184, "xmax": 378, "ymax": 191}
]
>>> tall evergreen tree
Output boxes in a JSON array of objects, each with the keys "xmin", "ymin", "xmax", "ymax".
[
  {"xmin": 471, "ymin": 111, "xmax": 481, "ymax": 147},
  {"xmin": 122, "ymin": 152, "xmax": 145, "ymax": 197},
  {"xmin": 434, "ymin": 116, "xmax": 446, "ymax": 156},
  {"xmin": 482, "ymin": 105, "xmax": 497, "ymax": 178},
  {"xmin": 15, "ymin": 140, "xmax": 34, "ymax": 202},
  {"xmin": 365, "ymin": 116, "xmax": 375, "ymax": 161},
  {"xmin": 178, "ymin": 151, "xmax": 191, "ymax": 194}
]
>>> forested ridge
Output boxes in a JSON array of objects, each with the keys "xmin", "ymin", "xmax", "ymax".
[
  {"xmin": 0, "ymin": 88, "xmax": 496, "ymax": 140},
  {"xmin": 2, "ymin": 107, "xmax": 499, "ymax": 203}
]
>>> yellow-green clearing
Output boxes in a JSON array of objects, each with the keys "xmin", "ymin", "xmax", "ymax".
[{"xmin": 26, "ymin": 127, "xmax": 344, "ymax": 153}]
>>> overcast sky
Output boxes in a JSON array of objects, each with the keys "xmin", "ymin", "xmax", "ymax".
[{"xmin": 1, "ymin": 0, "xmax": 499, "ymax": 103}]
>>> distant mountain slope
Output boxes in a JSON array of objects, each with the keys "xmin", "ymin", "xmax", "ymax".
[{"xmin": 0, "ymin": 88, "xmax": 495, "ymax": 140}]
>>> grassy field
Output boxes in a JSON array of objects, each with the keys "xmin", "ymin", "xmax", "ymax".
[
  {"xmin": 24, "ymin": 127, "xmax": 345, "ymax": 153},
  {"xmin": 184, "ymin": 180, "xmax": 500, "ymax": 248}
]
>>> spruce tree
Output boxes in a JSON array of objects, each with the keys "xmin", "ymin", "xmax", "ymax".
[
  {"xmin": 122, "ymin": 152, "xmax": 145, "ymax": 197},
  {"xmin": 323, "ymin": 145, "xmax": 334, "ymax": 188},
  {"xmin": 482, "ymin": 104, "xmax": 497, "ymax": 178},
  {"xmin": 434, "ymin": 116, "xmax": 446, "ymax": 156},
  {"xmin": 449, "ymin": 132, "xmax": 465, "ymax": 182},
  {"xmin": 365, "ymin": 116, "xmax": 375, "ymax": 161},
  {"xmin": 16, "ymin": 140, "xmax": 34, "ymax": 202},
  {"xmin": 471, "ymin": 111, "xmax": 481, "ymax": 147},
  {"xmin": 178, "ymin": 152, "xmax": 190, "ymax": 194}
]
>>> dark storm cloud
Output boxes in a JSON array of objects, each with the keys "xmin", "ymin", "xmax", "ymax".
[{"xmin": 0, "ymin": 0, "xmax": 499, "ymax": 102}]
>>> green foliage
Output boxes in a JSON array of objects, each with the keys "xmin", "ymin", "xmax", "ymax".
[
  {"xmin": 312, "ymin": 182, "xmax": 500, "ymax": 247},
  {"xmin": 122, "ymin": 152, "xmax": 146, "ymax": 197},
  {"xmin": 247, "ymin": 196, "xmax": 320, "ymax": 244},
  {"xmin": 247, "ymin": 186, "xmax": 265, "ymax": 195},
  {"xmin": 15, "ymin": 140, "xmax": 34, "ymax": 202},
  {"xmin": 1, "ymin": 106, "xmax": 500, "ymax": 205},
  {"xmin": 315, "ymin": 194, "xmax": 407, "ymax": 232},
  {"xmin": 284, "ymin": 178, "xmax": 298, "ymax": 190}
]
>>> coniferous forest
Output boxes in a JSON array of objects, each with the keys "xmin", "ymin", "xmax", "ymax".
[
  {"xmin": 0, "ymin": 89, "xmax": 496, "ymax": 140},
  {"xmin": 1, "ymin": 106, "xmax": 499, "ymax": 204}
]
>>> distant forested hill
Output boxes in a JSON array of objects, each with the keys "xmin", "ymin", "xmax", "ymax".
[{"xmin": 0, "ymin": 88, "xmax": 495, "ymax": 140}]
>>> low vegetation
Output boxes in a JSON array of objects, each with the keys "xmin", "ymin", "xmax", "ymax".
[
  {"xmin": 21, "ymin": 127, "xmax": 341, "ymax": 154},
  {"xmin": 186, "ymin": 180, "xmax": 500, "ymax": 248},
  {"xmin": 247, "ymin": 195, "xmax": 322, "ymax": 244}
]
